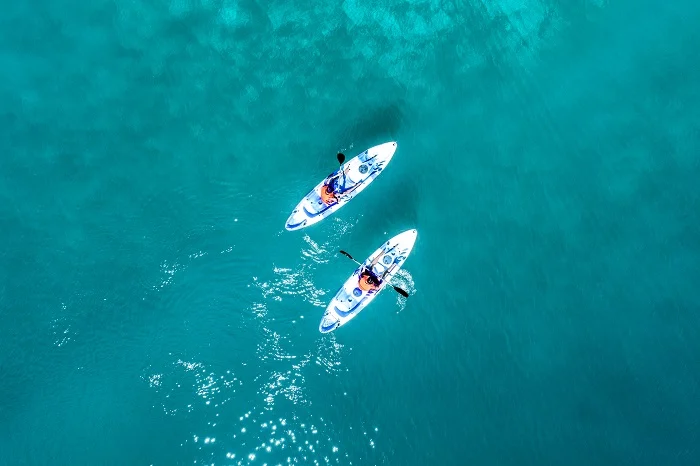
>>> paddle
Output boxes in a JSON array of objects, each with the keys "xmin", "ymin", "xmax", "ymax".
[
  {"xmin": 339, "ymin": 250, "xmax": 410, "ymax": 298},
  {"xmin": 334, "ymin": 152, "xmax": 349, "ymax": 196}
]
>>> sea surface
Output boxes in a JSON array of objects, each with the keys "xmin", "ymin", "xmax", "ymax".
[{"xmin": 1, "ymin": 0, "xmax": 699, "ymax": 465}]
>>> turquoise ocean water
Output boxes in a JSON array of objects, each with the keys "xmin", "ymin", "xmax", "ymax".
[{"xmin": 1, "ymin": 0, "xmax": 699, "ymax": 464}]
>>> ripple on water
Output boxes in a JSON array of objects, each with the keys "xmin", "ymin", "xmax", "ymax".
[
  {"xmin": 153, "ymin": 259, "xmax": 185, "ymax": 291},
  {"xmin": 251, "ymin": 262, "xmax": 328, "ymax": 320},
  {"xmin": 141, "ymin": 356, "xmax": 243, "ymax": 417},
  {"xmin": 142, "ymin": 349, "xmax": 365, "ymax": 465},
  {"xmin": 390, "ymin": 268, "xmax": 416, "ymax": 314},
  {"xmin": 254, "ymin": 268, "xmax": 327, "ymax": 310},
  {"xmin": 50, "ymin": 302, "xmax": 74, "ymax": 347},
  {"xmin": 256, "ymin": 216, "xmax": 361, "ymax": 313},
  {"xmin": 200, "ymin": 409, "xmax": 353, "ymax": 466},
  {"xmin": 141, "ymin": 206, "xmax": 383, "ymax": 464}
]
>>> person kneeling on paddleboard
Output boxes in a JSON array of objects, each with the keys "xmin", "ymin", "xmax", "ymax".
[
  {"xmin": 320, "ymin": 175, "xmax": 341, "ymax": 205},
  {"xmin": 359, "ymin": 266, "xmax": 382, "ymax": 292},
  {"xmin": 358, "ymin": 250, "xmax": 403, "ymax": 292},
  {"xmin": 358, "ymin": 252, "xmax": 389, "ymax": 291},
  {"xmin": 320, "ymin": 164, "xmax": 352, "ymax": 205}
]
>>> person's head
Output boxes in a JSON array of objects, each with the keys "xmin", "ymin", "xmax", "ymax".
[{"xmin": 363, "ymin": 269, "xmax": 380, "ymax": 286}]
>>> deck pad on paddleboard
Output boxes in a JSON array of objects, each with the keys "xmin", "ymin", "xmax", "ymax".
[
  {"xmin": 285, "ymin": 141, "xmax": 397, "ymax": 231},
  {"xmin": 319, "ymin": 229, "xmax": 417, "ymax": 333}
]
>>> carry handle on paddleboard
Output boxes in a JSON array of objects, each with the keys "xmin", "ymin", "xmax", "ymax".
[{"xmin": 339, "ymin": 250, "xmax": 409, "ymax": 298}]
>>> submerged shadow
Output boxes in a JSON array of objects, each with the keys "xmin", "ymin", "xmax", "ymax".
[
  {"xmin": 355, "ymin": 174, "xmax": 420, "ymax": 233},
  {"xmin": 342, "ymin": 102, "xmax": 405, "ymax": 143},
  {"xmin": 330, "ymin": 85, "xmax": 406, "ymax": 151}
]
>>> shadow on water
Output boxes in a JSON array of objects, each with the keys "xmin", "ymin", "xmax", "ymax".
[
  {"xmin": 353, "ymin": 176, "xmax": 420, "ymax": 234},
  {"xmin": 335, "ymin": 100, "xmax": 406, "ymax": 147}
]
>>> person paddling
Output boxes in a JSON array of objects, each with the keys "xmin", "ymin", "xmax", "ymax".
[
  {"xmin": 320, "ymin": 170, "xmax": 345, "ymax": 205},
  {"xmin": 320, "ymin": 152, "xmax": 353, "ymax": 205},
  {"xmin": 357, "ymin": 251, "xmax": 397, "ymax": 292},
  {"xmin": 359, "ymin": 266, "xmax": 382, "ymax": 291}
]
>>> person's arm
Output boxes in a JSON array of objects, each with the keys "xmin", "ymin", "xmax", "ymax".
[
  {"xmin": 329, "ymin": 164, "xmax": 350, "ymax": 180},
  {"xmin": 336, "ymin": 172, "xmax": 363, "ymax": 199}
]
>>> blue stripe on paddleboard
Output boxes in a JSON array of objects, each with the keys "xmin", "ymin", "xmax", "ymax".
[
  {"xmin": 303, "ymin": 203, "xmax": 332, "ymax": 218},
  {"xmin": 286, "ymin": 221, "xmax": 303, "ymax": 229},
  {"xmin": 333, "ymin": 290, "xmax": 377, "ymax": 318},
  {"xmin": 334, "ymin": 304, "xmax": 360, "ymax": 318}
]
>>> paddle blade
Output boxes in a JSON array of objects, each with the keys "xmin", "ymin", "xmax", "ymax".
[
  {"xmin": 339, "ymin": 250, "xmax": 354, "ymax": 260},
  {"xmin": 337, "ymin": 153, "xmax": 345, "ymax": 165},
  {"xmin": 393, "ymin": 285, "xmax": 409, "ymax": 298}
]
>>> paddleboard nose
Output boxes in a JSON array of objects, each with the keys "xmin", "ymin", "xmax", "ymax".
[
  {"xmin": 384, "ymin": 141, "xmax": 398, "ymax": 152},
  {"xmin": 393, "ymin": 228, "xmax": 418, "ymax": 248},
  {"xmin": 319, "ymin": 313, "xmax": 340, "ymax": 333},
  {"xmin": 408, "ymin": 229, "xmax": 418, "ymax": 243},
  {"xmin": 285, "ymin": 208, "xmax": 308, "ymax": 231},
  {"xmin": 372, "ymin": 141, "xmax": 397, "ymax": 163}
]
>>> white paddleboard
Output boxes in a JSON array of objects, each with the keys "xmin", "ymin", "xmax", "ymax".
[
  {"xmin": 285, "ymin": 141, "xmax": 397, "ymax": 231},
  {"xmin": 319, "ymin": 229, "xmax": 417, "ymax": 333}
]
